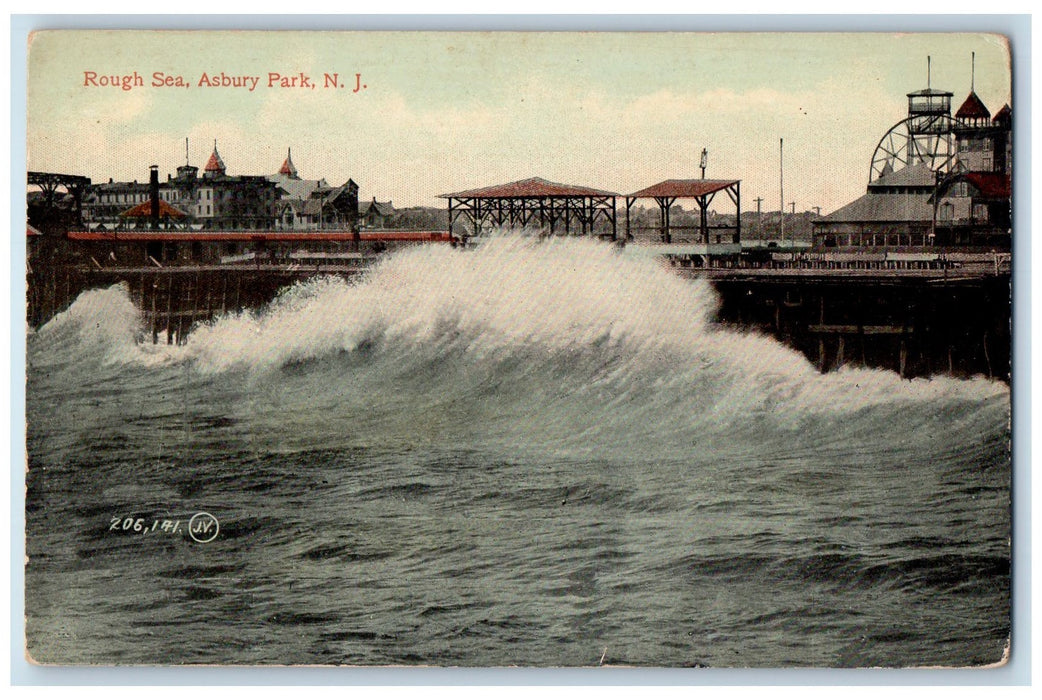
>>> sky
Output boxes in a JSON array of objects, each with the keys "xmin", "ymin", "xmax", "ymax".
[{"xmin": 26, "ymin": 31, "xmax": 1011, "ymax": 214}]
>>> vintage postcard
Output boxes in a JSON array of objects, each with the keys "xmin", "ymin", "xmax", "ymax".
[{"xmin": 24, "ymin": 30, "xmax": 1012, "ymax": 668}]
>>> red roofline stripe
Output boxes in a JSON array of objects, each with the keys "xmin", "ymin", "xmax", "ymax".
[
  {"xmin": 627, "ymin": 179, "xmax": 739, "ymax": 198},
  {"xmin": 66, "ymin": 230, "xmax": 455, "ymax": 243},
  {"xmin": 440, "ymin": 177, "xmax": 618, "ymax": 199}
]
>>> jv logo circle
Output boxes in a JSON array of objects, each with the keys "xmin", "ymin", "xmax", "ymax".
[{"xmin": 188, "ymin": 512, "xmax": 220, "ymax": 543}]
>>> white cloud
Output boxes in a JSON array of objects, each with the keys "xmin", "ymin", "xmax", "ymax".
[{"xmin": 24, "ymin": 31, "xmax": 1011, "ymax": 216}]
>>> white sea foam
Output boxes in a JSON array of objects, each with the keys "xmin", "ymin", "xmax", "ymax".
[
  {"xmin": 31, "ymin": 283, "xmax": 146, "ymax": 367},
  {"xmin": 30, "ymin": 235, "xmax": 1009, "ymax": 455}
]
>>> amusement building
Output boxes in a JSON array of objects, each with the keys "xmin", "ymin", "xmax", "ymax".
[{"xmin": 812, "ymin": 77, "xmax": 1011, "ymax": 252}]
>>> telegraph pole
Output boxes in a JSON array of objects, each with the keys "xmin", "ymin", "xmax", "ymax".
[
  {"xmin": 754, "ymin": 196, "xmax": 764, "ymax": 246},
  {"xmin": 779, "ymin": 138, "xmax": 784, "ymax": 244}
]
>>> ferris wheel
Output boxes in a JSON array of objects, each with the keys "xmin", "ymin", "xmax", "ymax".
[{"xmin": 869, "ymin": 114, "xmax": 959, "ymax": 182}]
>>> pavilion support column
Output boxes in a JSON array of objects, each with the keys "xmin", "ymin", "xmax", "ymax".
[
  {"xmin": 610, "ymin": 197, "xmax": 617, "ymax": 241},
  {"xmin": 655, "ymin": 198, "xmax": 666, "ymax": 243},
  {"xmin": 735, "ymin": 182, "xmax": 741, "ymax": 244},
  {"xmin": 661, "ymin": 197, "xmax": 676, "ymax": 244},
  {"xmin": 698, "ymin": 195, "xmax": 709, "ymax": 243}
]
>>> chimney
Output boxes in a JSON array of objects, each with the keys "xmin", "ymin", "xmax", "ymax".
[{"xmin": 149, "ymin": 165, "xmax": 160, "ymax": 229}]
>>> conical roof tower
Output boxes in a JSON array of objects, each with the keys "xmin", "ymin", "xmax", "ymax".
[
  {"xmin": 279, "ymin": 147, "xmax": 298, "ymax": 178},
  {"xmin": 203, "ymin": 141, "xmax": 226, "ymax": 177}
]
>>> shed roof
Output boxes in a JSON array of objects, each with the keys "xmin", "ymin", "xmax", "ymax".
[
  {"xmin": 440, "ymin": 177, "xmax": 618, "ymax": 199},
  {"xmin": 818, "ymin": 191, "xmax": 932, "ymax": 224},
  {"xmin": 628, "ymin": 179, "xmax": 739, "ymax": 198}
]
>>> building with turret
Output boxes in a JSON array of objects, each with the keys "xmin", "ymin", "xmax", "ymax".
[
  {"xmin": 191, "ymin": 144, "xmax": 280, "ymax": 230},
  {"xmin": 813, "ymin": 61, "xmax": 1011, "ymax": 251},
  {"xmin": 83, "ymin": 144, "xmax": 348, "ymax": 232},
  {"xmin": 930, "ymin": 93, "xmax": 1011, "ymax": 247},
  {"xmin": 268, "ymin": 147, "xmax": 360, "ymax": 231}
]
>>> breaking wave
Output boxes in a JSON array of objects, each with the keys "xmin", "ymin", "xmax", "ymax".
[{"xmin": 29, "ymin": 235, "xmax": 1009, "ymax": 460}]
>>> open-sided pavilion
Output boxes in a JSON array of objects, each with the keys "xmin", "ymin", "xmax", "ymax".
[
  {"xmin": 440, "ymin": 177, "xmax": 619, "ymax": 240},
  {"xmin": 625, "ymin": 179, "xmax": 741, "ymax": 244}
]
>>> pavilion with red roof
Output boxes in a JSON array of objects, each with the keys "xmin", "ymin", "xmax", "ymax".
[
  {"xmin": 625, "ymin": 179, "xmax": 741, "ymax": 244},
  {"xmin": 439, "ymin": 177, "xmax": 619, "ymax": 239}
]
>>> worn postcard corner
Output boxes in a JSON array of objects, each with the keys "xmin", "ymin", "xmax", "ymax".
[{"xmin": 25, "ymin": 29, "xmax": 1011, "ymax": 669}]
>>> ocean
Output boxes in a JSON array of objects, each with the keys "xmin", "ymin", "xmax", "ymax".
[{"xmin": 25, "ymin": 236, "xmax": 1011, "ymax": 667}]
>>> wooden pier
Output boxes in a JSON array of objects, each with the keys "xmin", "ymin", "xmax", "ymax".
[
  {"xmin": 29, "ymin": 261, "xmax": 370, "ymax": 345},
  {"xmin": 703, "ymin": 270, "xmax": 1009, "ymax": 381},
  {"xmin": 26, "ymin": 199, "xmax": 1010, "ymax": 378}
]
